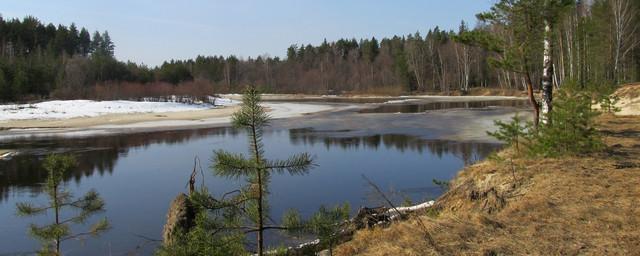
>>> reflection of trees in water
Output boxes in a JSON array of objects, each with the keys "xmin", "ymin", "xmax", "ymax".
[
  {"xmin": 0, "ymin": 127, "xmax": 236, "ymax": 202},
  {"xmin": 288, "ymin": 128, "xmax": 501, "ymax": 165},
  {"xmin": 1, "ymin": 126, "xmax": 499, "ymax": 203},
  {"xmin": 358, "ymin": 100, "xmax": 528, "ymax": 114}
]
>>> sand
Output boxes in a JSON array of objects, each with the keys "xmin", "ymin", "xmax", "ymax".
[
  {"xmin": 614, "ymin": 83, "xmax": 640, "ymax": 116},
  {"xmin": 0, "ymin": 106, "xmax": 241, "ymax": 129}
]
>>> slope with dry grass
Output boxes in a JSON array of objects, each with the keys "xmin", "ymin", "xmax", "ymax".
[{"xmin": 336, "ymin": 113, "xmax": 640, "ymax": 255}]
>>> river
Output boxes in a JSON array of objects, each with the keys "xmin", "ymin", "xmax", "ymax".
[{"xmin": 0, "ymin": 98, "xmax": 528, "ymax": 255}]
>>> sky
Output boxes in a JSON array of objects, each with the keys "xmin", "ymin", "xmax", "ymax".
[{"xmin": 2, "ymin": 0, "xmax": 494, "ymax": 67}]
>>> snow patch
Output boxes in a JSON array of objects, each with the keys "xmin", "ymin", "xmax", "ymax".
[
  {"xmin": 383, "ymin": 99, "xmax": 419, "ymax": 104},
  {"xmin": 263, "ymin": 103, "xmax": 334, "ymax": 119},
  {"xmin": 0, "ymin": 100, "xmax": 234, "ymax": 121}
]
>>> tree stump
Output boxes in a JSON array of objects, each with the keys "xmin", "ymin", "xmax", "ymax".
[{"xmin": 162, "ymin": 193, "xmax": 196, "ymax": 246}]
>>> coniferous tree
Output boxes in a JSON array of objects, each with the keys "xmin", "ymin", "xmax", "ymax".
[
  {"xmin": 66, "ymin": 23, "xmax": 79, "ymax": 55},
  {"xmin": 101, "ymin": 31, "xmax": 115, "ymax": 57},
  {"xmin": 16, "ymin": 154, "xmax": 109, "ymax": 255},
  {"xmin": 0, "ymin": 68, "xmax": 11, "ymax": 101},
  {"xmin": 211, "ymin": 87, "xmax": 314, "ymax": 255},
  {"xmin": 78, "ymin": 28, "xmax": 91, "ymax": 56},
  {"xmin": 283, "ymin": 203, "xmax": 351, "ymax": 256},
  {"xmin": 90, "ymin": 31, "xmax": 102, "ymax": 55}
]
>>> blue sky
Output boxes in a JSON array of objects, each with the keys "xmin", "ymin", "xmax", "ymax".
[{"xmin": 2, "ymin": 0, "xmax": 493, "ymax": 66}]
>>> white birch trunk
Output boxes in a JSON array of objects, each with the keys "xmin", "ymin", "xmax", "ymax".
[{"xmin": 541, "ymin": 20, "xmax": 554, "ymax": 124}]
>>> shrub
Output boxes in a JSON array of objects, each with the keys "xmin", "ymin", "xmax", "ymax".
[
  {"xmin": 527, "ymin": 88, "xmax": 604, "ymax": 157},
  {"xmin": 487, "ymin": 114, "xmax": 529, "ymax": 154},
  {"xmin": 487, "ymin": 84, "xmax": 606, "ymax": 158}
]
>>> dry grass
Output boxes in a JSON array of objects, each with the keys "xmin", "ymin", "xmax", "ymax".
[{"xmin": 336, "ymin": 114, "xmax": 640, "ymax": 255}]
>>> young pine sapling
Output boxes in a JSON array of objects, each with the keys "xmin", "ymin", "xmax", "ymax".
[
  {"xmin": 16, "ymin": 154, "xmax": 109, "ymax": 255},
  {"xmin": 211, "ymin": 87, "xmax": 315, "ymax": 255}
]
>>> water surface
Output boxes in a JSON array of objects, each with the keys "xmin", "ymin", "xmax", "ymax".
[{"xmin": 0, "ymin": 100, "xmax": 514, "ymax": 255}]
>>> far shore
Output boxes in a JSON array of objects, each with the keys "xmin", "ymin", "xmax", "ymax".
[
  {"xmin": 222, "ymin": 93, "xmax": 525, "ymax": 102},
  {"xmin": 0, "ymin": 94, "xmax": 528, "ymax": 130},
  {"xmin": 0, "ymin": 95, "xmax": 530, "ymax": 141},
  {"xmin": 0, "ymin": 106, "xmax": 241, "ymax": 129}
]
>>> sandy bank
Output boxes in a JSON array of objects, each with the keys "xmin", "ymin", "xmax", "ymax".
[
  {"xmin": 0, "ymin": 106, "xmax": 241, "ymax": 129},
  {"xmin": 0, "ymin": 102, "xmax": 339, "ymax": 140},
  {"xmin": 614, "ymin": 83, "xmax": 640, "ymax": 116}
]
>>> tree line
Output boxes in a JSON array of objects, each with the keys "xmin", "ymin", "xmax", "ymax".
[{"xmin": 1, "ymin": 0, "xmax": 639, "ymax": 103}]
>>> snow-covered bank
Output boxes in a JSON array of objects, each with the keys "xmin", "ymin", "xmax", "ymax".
[
  {"xmin": 91, "ymin": 103, "xmax": 336, "ymax": 129},
  {"xmin": 265, "ymin": 103, "xmax": 335, "ymax": 118},
  {"xmin": 0, "ymin": 102, "xmax": 341, "ymax": 141},
  {"xmin": 0, "ymin": 100, "xmax": 239, "ymax": 121}
]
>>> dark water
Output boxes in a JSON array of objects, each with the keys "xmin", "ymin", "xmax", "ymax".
[
  {"xmin": 359, "ymin": 99, "xmax": 528, "ymax": 114},
  {"xmin": 0, "ymin": 103, "xmax": 506, "ymax": 255},
  {"xmin": 264, "ymin": 97, "xmax": 393, "ymax": 104}
]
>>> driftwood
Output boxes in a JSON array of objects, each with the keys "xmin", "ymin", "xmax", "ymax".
[
  {"xmin": 276, "ymin": 200, "xmax": 435, "ymax": 255},
  {"xmin": 0, "ymin": 151, "xmax": 16, "ymax": 160},
  {"xmin": 166, "ymin": 169, "xmax": 436, "ymax": 255}
]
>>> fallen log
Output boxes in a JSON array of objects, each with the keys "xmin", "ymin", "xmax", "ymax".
[
  {"xmin": 269, "ymin": 200, "xmax": 436, "ymax": 255},
  {"xmin": 0, "ymin": 151, "xmax": 16, "ymax": 160}
]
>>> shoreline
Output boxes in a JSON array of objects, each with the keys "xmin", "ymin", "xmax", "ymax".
[
  {"xmin": 0, "ymin": 95, "xmax": 528, "ymax": 141},
  {"xmin": 334, "ymin": 114, "xmax": 640, "ymax": 255},
  {"xmin": 0, "ymin": 102, "xmax": 342, "ymax": 140}
]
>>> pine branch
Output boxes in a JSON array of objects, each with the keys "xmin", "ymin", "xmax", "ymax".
[
  {"xmin": 265, "ymin": 153, "xmax": 315, "ymax": 175},
  {"xmin": 60, "ymin": 217, "xmax": 109, "ymax": 241},
  {"xmin": 28, "ymin": 223, "xmax": 70, "ymax": 241},
  {"xmin": 16, "ymin": 203, "xmax": 52, "ymax": 216},
  {"xmin": 68, "ymin": 189, "xmax": 105, "ymax": 212},
  {"xmin": 212, "ymin": 150, "xmax": 255, "ymax": 178},
  {"xmin": 238, "ymin": 225, "xmax": 290, "ymax": 233}
]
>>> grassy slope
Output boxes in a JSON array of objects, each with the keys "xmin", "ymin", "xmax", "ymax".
[{"xmin": 336, "ymin": 104, "xmax": 640, "ymax": 254}]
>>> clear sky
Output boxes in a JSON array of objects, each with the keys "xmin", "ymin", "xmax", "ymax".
[{"xmin": 2, "ymin": 0, "xmax": 494, "ymax": 67}]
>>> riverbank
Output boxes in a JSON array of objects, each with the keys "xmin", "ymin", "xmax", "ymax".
[
  {"xmin": 0, "ymin": 95, "xmax": 526, "ymax": 140},
  {"xmin": 222, "ymin": 93, "xmax": 524, "ymax": 102},
  {"xmin": 0, "ymin": 102, "xmax": 340, "ymax": 141},
  {"xmin": 335, "ymin": 114, "xmax": 640, "ymax": 255},
  {"xmin": 0, "ymin": 106, "xmax": 240, "ymax": 129}
]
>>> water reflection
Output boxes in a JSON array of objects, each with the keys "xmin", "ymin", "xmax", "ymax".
[
  {"xmin": 289, "ymin": 128, "xmax": 500, "ymax": 165},
  {"xmin": 0, "ymin": 128, "xmax": 238, "ymax": 202},
  {"xmin": 0, "ymin": 123, "xmax": 506, "ymax": 255},
  {"xmin": 265, "ymin": 97, "xmax": 392, "ymax": 104},
  {"xmin": 0, "ymin": 127, "xmax": 499, "ymax": 203},
  {"xmin": 359, "ymin": 100, "xmax": 528, "ymax": 114}
]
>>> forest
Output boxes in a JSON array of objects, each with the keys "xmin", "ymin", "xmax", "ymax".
[{"xmin": 0, "ymin": 0, "xmax": 639, "ymax": 103}]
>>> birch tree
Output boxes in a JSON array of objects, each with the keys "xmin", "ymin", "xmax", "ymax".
[
  {"xmin": 454, "ymin": 21, "xmax": 472, "ymax": 92},
  {"xmin": 540, "ymin": 0, "xmax": 574, "ymax": 123},
  {"xmin": 407, "ymin": 32, "xmax": 428, "ymax": 91},
  {"xmin": 610, "ymin": 0, "xmax": 639, "ymax": 83}
]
